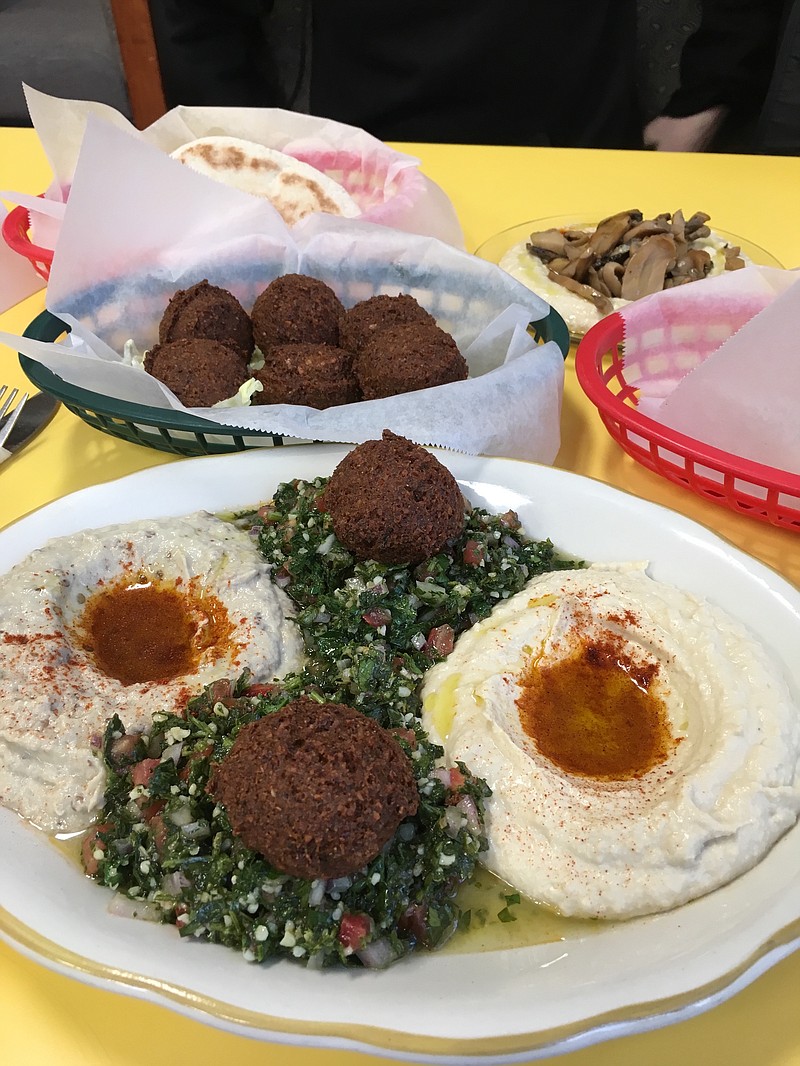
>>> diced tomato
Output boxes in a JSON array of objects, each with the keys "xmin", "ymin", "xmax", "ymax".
[
  {"xmin": 243, "ymin": 682, "xmax": 280, "ymax": 697},
  {"xmin": 257, "ymin": 504, "xmax": 279, "ymax": 523},
  {"xmin": 314, "ymin": 492, "xmax": 328, "ymax": 512},
  {"xmin": 139, "ymin": 797, "xmax": 166, "ymax": 822},
  {"xmin": 131, "ymin": 758, "xmax": 160, "ymax": 787},
  {"xmin": 448, "ymin": 767, "xmax": 466, "ymax": 790},
  {"xmin": 149, "ymin": 813, "xmax": 169, "ymax": 856},
  {"xmin": 499, "ymin": 509, "xmax": 520, "ymax": 529},
  {"xmin": 362, "ymin": 607, "xmax": 391, "ymax": 628},
  {"xmin": 392, "ymin": 727, "xmax": 418, "ymax": 749},
  {"xmin": 444, "ymin": 766, "xmax": 467, "ymax": 803},
  {"xmin": 338, "ymin": 913, "xmax": 373, "ymax": 953},
  {"xmin": 81, "ymin": 821, "xmax": 112, "ymax": 876},
  {"xmin": 425, "ymin": 624, "xmax": 455, "ymax": 658},
  {"xmin": 207, "ymin": 678, "xmax": 233, "ymax": 703},
  {"xmin": 462, "ymin": 539, "xmax": 484, "ymax": 566}
]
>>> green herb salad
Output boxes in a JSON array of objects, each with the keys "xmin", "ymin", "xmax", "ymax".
[{"xmin": 85, "ymin": 474, "xmax": 579, "ymax": 969}]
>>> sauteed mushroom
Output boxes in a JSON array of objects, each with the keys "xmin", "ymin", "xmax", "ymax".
[
  {"xmin": 546, "ymin": 269, "xmax": 615, "ymax": 314},
  {"xmin": 523, "ymin": 209, "xmax": 744, "ymax": 310},
  {"xmin": 599, "ymin": 261, "xmax": 625, "ymax": 297},
  {"xmin": 620, "ymin": 234, "xmax": 676, "ymax": 300}
]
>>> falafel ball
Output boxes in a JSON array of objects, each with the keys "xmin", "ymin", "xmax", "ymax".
[
  {"xmin": 251, "ymin": 273, "xmax": 345, "ymax": 352},
  {"xmin": 144, "ymin": 338, "xmax": 249, "ymax": 407},
  {"xmin": 209, "ymin": 697, "xmax": 419, "ymax": 879},
  {"xmin": 320, "ymin": 429, "xmax": 465, "ymax": 564},
  {"xmin": 253, "ymin": 343, "xmax": 360, "ymax": 409},
  {"xmin": 339, "ymin": 293, "xmax": 436, "ymax": 354},
  {"xmin": 159, "ymin": 279, "xmax": 253, "ymax": 361},
  {"xmin": 355, "ymin": 321, "xmax": 468, "ymax": 400}
]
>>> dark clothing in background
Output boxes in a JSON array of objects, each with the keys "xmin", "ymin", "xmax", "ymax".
[
  {"xmin": 635, "ymin": 0, "xmax": 701, "ymax": 122},
  {"xmin": 753, "ymin": 1, "xmax": 800, "ymax": 153},
  {"xmin": 660, "ymin": 0, "xmax": 786, "ymax": 148},
  {"xmin": 148, "ymin": 0, "xmax": 289, "ymax": 109},
  {"xmin": 148, "ymin": 0, "xmax": 643, "ymax": 148},
  {"xmin": 309, "ymin": 0, "xmax": 642, "ymax": 147}
]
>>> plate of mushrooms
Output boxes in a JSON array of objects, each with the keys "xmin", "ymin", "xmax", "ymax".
[{"xmin": 476, "ymin": 210, "xmax": 782, "ymax": 340}]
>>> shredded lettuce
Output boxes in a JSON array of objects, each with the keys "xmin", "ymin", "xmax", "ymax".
[
  {"xmin": 122, "ymin": 339, "xmax": 145, "ymax": 369},
  {"xmin": 213, "ymin": 377, "xmax": 263, "ymax": 409}
]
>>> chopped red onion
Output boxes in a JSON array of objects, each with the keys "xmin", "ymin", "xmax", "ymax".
[
  {"xmin": 356, "ymin": 937, "xmax": 397, "ymax": 969},
  {"xmin": 107, "ymin": 893, "xmax": 162, "ymax": 922}
]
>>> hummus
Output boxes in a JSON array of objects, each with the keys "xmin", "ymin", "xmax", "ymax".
[
  {"xmin": 421, "ymin": 564, "xmax": 800, "ymax": 919},
  {"xmin": 499, "ymin": 231, "xmax": 736, "ymax": 337},
  {"xmin": 0, "ymin": 512, "xmax": 304, "ymax": 833}
]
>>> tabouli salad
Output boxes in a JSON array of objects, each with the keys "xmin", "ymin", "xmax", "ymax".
[{"xmin": 83, "ymin": 460, "xmax": 579, "ymax": 969}]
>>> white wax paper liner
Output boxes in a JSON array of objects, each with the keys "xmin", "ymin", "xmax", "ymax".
[
  {"xmin": 5, "ymin": 118, "xmax": 565, "ymax": 465},
  {"xmin": 18, "ymin": 85, "xmax": 464, "ymax": 249}
]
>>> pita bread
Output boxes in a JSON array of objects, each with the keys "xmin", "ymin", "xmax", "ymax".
[{"xmin": 170, "ymin": 136, "xmax": 360, "ymax": 226}]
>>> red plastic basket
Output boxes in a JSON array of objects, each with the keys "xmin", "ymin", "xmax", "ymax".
[
  {"xmin": 574, "ymin": 312, "xmax": 800, "ymax": 533},
  {"xmin": 1, "ymin": 203, "xmax": 54, "ymax": 280}
]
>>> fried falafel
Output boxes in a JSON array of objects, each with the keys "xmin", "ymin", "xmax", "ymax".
[
  {"xmin": 338, "ymin": 293, "xmax": 436, "ymax": 354},
  {"xmin": 320, "ymin": 430, "xmax": 465, "ymax": 564},
  {"xmin": 355, "ymin": 321, "xmax": 468, "ymax": 399},
  {"xmin": 158, "ymin": 280, "xmax": 253, "ymax": 361},
  {"xmin": 144, "ymin": 337, "xmax": 250, "ymax": 407},
  {"xmin": 253, "ymin": 343, "xmax": 360, "ymax": 408},
  {"xmin": 209, "ymin": 697, "xmax": 419, "ymax": 879},
  {"xmin": 251, "ymin": 273, "xmax": 345, "ymax": 352}
]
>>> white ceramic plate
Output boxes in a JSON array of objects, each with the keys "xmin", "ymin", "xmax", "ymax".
[{"xmin": 1, "ymin": 446, "xmax": 799, "ymax": 1064}]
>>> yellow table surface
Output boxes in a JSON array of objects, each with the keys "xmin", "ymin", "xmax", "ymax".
[{"xmin": 1, "ymin": 127, "xmax": 799, "ymax": 1066}]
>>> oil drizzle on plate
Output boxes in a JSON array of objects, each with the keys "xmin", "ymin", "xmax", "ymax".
[
  {"xmin": 51, "ymin": 837, "xmax": 608, "ymax": 954},
  {"xmin": 51, "ymin": 831, "xmax": 86, "ymax": 869},
  {"xmin": 447, "ymin": 867, "xmax": 607, "ymax": 954}
]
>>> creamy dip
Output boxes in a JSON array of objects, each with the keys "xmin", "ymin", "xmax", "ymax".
[
  {"xmin": 499, "ymin": 231, "xmax": 736, "ymax": 336},
  {"xmin": 0, "ymin": 512, "xmax": 304, "ymax": 833},
  {"xmin": 421, "ymin": 564, "xmax": 800, "ymax": 919}
]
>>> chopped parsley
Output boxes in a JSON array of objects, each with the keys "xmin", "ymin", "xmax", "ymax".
[
  {"xmin": 89, "ymin": 678, "xmax": 489, "ymax": 968},
  {"xmin": 253, "ymin": 476, "xmax": 579, "ymax": 725},
  {"xmin": 86, "ymin": 475, "xmax": 580, "ymax": 969}
]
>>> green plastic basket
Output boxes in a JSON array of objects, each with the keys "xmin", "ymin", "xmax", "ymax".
[{"xmin": 21, "ymin": 308, "xmax": 570, "ymax": 458}]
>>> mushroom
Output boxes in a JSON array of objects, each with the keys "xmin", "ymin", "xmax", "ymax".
[
  {"xmin": 624, "ymin": 216, "xmax": 671, "ymax": 242},
  {"xmin": 599, "ymin": 261, "xmax": 626, "ymax": 297},
  {"xmin": 572, "ymin": 210, "xmax": 641, "ymax": 281},
  {"xmin": 684, "ymin": 211, "xmax": 711, "ymax": 237},
  {"xmin": 521, "ymin": 208, "xmax": 737, "ymax": 309},
  {"xmin": 587, "ymin": 265, "xmax": 613, "ymax": 297},
  {"xmin": 668, "ymin": 248, "xmax": 712, "ymax": 284},
  {"xmin": 600, "ymin": 243, "xmax": 632, "ymax": 265},
  {"xmin": 558, "ymin": 236, "xmax": 595, "ymax": 278},
  {"xmin": 590, "ymin": 210, "xmax": 642, "ymax": 254},
  {"xmin": 723, "ymin": 244, "xmax": 745, "ymax": 270},
  {"xmin": 526, "ymin": 228, "xmax": 569, "ymax": 256},
  {"xmin": 620, "ymin": 234, "xmax": 677, "ymax": 300},
  {"xmin": 526, "ymin": 244, "xmax": 563, "ymax": 263},
  {"xmin": 546, "ymin": 268, "xmax": 614, "ymax": 314},
  {"xmin": 668, "ymin": 209, "xmax": 686, "ymax": 243}
]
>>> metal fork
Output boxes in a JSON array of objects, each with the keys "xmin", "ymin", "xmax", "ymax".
[{"xmin": 0, "ymin": 386, "xmax": 29, "ymax": 451}]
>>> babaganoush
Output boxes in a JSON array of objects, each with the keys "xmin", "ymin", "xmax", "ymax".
[
  {"xmin": 0, "ymin": 511, "xmax": 303, "ymax": 833},
  {"xmin": 421, "ymin": 563, "xmax": 800, "ymax": 920}
]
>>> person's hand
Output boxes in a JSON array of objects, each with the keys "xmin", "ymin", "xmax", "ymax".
[{"xmin": 643, "ymin": 106, "xmax": 729, "ymax": 152}]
